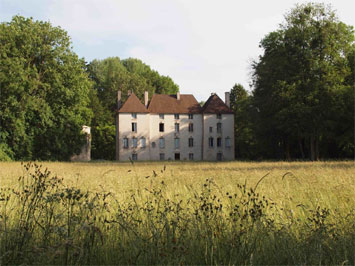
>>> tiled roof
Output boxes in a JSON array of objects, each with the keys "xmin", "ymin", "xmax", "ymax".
[
  {"xmin": 202, "ymin": 94, "xmax": 233, "ymax": 114},
  {"xmin": 118, "ymin": 93, "xmax": 149, "ymax": 113},
  {"xmin": 147, "ymin": 94, "xmax": 202, "ymax": 114}
]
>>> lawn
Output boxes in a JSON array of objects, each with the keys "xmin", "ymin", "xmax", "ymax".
[{"xmin": 0, "ymin": 161, "xmax": 354, "ymax": 264}]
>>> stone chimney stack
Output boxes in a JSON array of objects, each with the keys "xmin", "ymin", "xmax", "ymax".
[
  {"xmin": 117, "ymin": 90, "xmax": 122, "ymax": 110},
  {"xmin": 116, "ymin": 90, "xmax": 122, "ymax": 161},
  {"xmin": 177, "ymin": 91, "xmax": 180, "ymax": 100},
  {"xmin": 144, "ymin": 91, "xmax": 149, "ymax": 108},
  {"xmin": 225, "ymin": 92, "xmax": 230, "ymax": 108}
]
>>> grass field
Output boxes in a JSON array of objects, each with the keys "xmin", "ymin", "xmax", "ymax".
[{"xmin": 0, "ymin": 161, "xmax": 354, "ymax": 264}]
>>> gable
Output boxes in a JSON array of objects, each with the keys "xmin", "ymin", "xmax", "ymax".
[
  {"xmin": 118, "ymin": 93, "xmax": 148, "ymax": 113},
  {"xmin": 202, "ymin": 94, "xmax": 233, "ymax": 114}
]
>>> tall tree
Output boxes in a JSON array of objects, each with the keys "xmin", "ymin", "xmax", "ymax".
[
  {"xmin": 230, "ymin": 84, "xmax": 257, "ymax": 159},
  {"xmin": 0, "ymin": 16, "xmax": 92, "ymax": 160},
  {"xmin": 252, "ymin": 3, "xmax": 354, "ymax": 160}
]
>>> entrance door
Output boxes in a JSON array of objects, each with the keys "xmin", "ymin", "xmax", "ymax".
[
  {"xmin": 175, "ymin": 153, "xmax": 180, "ymax": 160},
  {"xmin": 217, "ymin": 153, "xmax": 222, "ymax": 161}
]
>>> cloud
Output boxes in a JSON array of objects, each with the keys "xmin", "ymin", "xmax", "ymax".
[{"xmin": 1, "ymin": 0, "xmax": 354, "ymax": 101}]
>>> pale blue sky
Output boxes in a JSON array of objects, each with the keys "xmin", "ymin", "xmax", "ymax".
[{"xmin": 1, "ymin": 0, "xmax": 354, "ymax": 101}]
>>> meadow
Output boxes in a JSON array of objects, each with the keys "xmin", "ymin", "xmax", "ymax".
[{"xmin": 0, "ymin": 161, "xmax": 354, "ymax": 265}]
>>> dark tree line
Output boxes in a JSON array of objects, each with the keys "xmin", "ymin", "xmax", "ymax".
[{"xmin": 230, "ymin": 3, "xmax": 354, "ymax": 160}]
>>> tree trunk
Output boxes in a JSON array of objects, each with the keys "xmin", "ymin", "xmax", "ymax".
[
  {"xmin": 310, "ymin": 136, "xmax": 316, "ymax": 161},
  {"xmin": 285, "ymin": 138, "xmax": 291, "ymax": 161},
  {"xmin": 298, "ymin": 137, "xmax": 305, "ymax": 159},
  {"xmin": 315, "ymin": 137, "xmax": 319, "ymax": 161}
]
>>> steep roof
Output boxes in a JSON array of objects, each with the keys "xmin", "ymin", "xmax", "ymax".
[
  {"xmin": 118, "ymin": 93, "xmax": 149, "ymax": 113},
  {"xmin": 202, "ymin": 94, "xmax": 233, "ymax": 114},
  {"xmin": 148, "ymin": 94, "xmax": 202, "ymax": 114}
]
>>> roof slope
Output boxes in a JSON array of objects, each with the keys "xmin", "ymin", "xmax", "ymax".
[
  {"xmin": 202, "ymin": 94, "xmax": 233, "ymax": 114},
  {"xmin": 118, "ymin": 93, "xmax": 148, "ymax": 113},
  {"xmin": 148, "ymin": 94, "xmax": 202, "ymax": 114}
]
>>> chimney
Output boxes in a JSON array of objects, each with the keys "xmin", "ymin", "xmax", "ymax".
[
  {"xmin": 144, "ymin": 91, "xmax": 149, "ymax": 107},
  {"xmin": 177, "ymin": 91, "xmax": 180, "ymax": 100},
  {"xmin": 116, "ymin": 91, "xmax": 122, "ymax": 161},
  {"xmin": 225, "ymin": 92, "xmax": 230, "ymax": 108},
  {"xmin": 117, "ymin": 90, "xmax": 122, "ymax": 110},
  {"xmin": 127, "ymin": 90, "xmax": 132, "ymax": 96}
]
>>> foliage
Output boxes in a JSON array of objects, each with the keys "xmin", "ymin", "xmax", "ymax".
[
  {"xmin": 0, "ymin": 16, "xmax": 92, "ymax": 161},
  {"xmin": 0, "ymin": 162, "xmax": 354, "ymax": 264},
  {"xmin": 250, "ymin": 3, "xmax": 354, "ymax": 160},
  {"xmin": 230, "ymin": 84, "xmax": 257, "ymax": 159},
  {"xmin": 87, "ymin": 57, "xmax": 179, "ymax": 159}
]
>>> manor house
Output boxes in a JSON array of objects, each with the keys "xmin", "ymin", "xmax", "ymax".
[{"xmin": 115, "ymin": 91, "xmax": 234, "ymax": 161}]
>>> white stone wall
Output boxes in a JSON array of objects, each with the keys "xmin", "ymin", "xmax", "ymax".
[
  {"xmin": 202, "ymin": 114, "xmax": 234, "ymax": 161},
  {"xmin": 118, "ymin": 113, "xmax": 233, "ymax": 161},
  {"xmin": 148, "ymin": 114, "xmax": 203, "ymax": 161},
  {"xmin": 118, "ymin": 113, "xmax": 150, "ymax": 161}
]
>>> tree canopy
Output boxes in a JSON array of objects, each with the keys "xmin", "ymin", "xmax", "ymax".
[
  {"xmin": 0, "ymin": 16, "xmax": 93, "ymax": 160},
  {"xmin": 250, "ymin": 3, "xmax": 354, "ymax": 160}
]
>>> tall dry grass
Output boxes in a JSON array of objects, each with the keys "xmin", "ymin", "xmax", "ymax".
[{"xmin": 0, "ymin": 161, "xmax": 354, "ymax": 264}]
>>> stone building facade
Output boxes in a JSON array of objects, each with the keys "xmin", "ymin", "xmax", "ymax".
[{"xmin": 116, "ymin": 91, "xmax": 234, "ymax": 161}]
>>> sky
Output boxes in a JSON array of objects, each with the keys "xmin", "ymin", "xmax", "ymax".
[{"xmin": 1, "ymin": 0, "xmax": 354, "ymax": 101}]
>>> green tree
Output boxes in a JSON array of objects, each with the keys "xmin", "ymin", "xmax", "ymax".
[
  {"xmin": 0, "ymin": 16, "xmax": 92, "ymax": 160},
  {"xmin": 252, "ymin": 3, "xmax": 354, "ymax": 160},
  {"xmin": 230, "ymin": 84, "xmax": 257, "ymax": 159}
]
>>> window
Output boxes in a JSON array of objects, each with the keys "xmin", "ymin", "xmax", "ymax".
[
  {"xmin": 217, "ymin": 114, "xmax": 222, "ymax": 119},
  {"xmin": 189, "ymin": 153, "xmax": 194, "ymax": 160},
  {"xmin": 159, "ymin": 137, "xmax": 165, "ymax": 149},
  {"xmin": 175, "ymin": 123, "xmax": 180, "ymax": 133},
  {"xmin": 209, "ymin": 137, "xmax": 214, "ymax": 147},
  {"xmin": 217, "ymin": 137, "xmax": 222, "ymax": 147},
  {"xmin": 225, "ymin": 137, "xmax": 231, "ymax": 148},
  {"xmin": 174, "ymin": 138, "xmax": 180, "ymax": 149},
  {"xmin": 217, "ymin": 122, "xmax": 222, "ymax": 133},
  {"xmin": 188, "ymin": 123, "xmax": 193, "ymax": 132},
  {"xmin": 217, "ymin": 153, "xmax": 222, "ymax": 161},
  {"xmin": 175, "ymin": 153, "xmax": 180, "ymax": 160},
  {"xmin": 160, "ymin": 153, "xmax": 165, "ymax": 160},
  {"xmin": 159, "ymin": 123, "xmax": 164, "ymax": 132},
  {"xmin": 141, "ymin": 137, "xmax": 146, "ymax": 148},
  {"xmin": 123, "ymin": 138, "xmax": 129, "ymax": 149},
  {"xmin": 209, "ymin": 127, "xmax": 213, "ymax": 133},
  {"xmin": 174, "ymin": 114, "xmax": 179, "ymax": 119},
  {"xmin": 132, "ymin": 122, "xmax": 137, "ymax": 132},
  {"xmin": 152, "ymin": 142, "xmax": 156, "ymax": 148},
  {"xmin": 131, "ymin": 113, "xmax": 137, "ymax": 119},
  {"xmin": 188, "ymin": 114, "xmax": 193, "ymax": 119},
  {"xmin": 188, "ymin": 137, "xmax": 194, "ymax": 147},
  {"xmin": 132, "ymin": 153, "xmax": 138, "ymax": 161},
  {"xmin": 132, "ymin": 137, "xmax": 137, "ymax": 148},
  {"xmin": 159, "ymin": 114, "xmax": 164, "ymax": 119}
]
